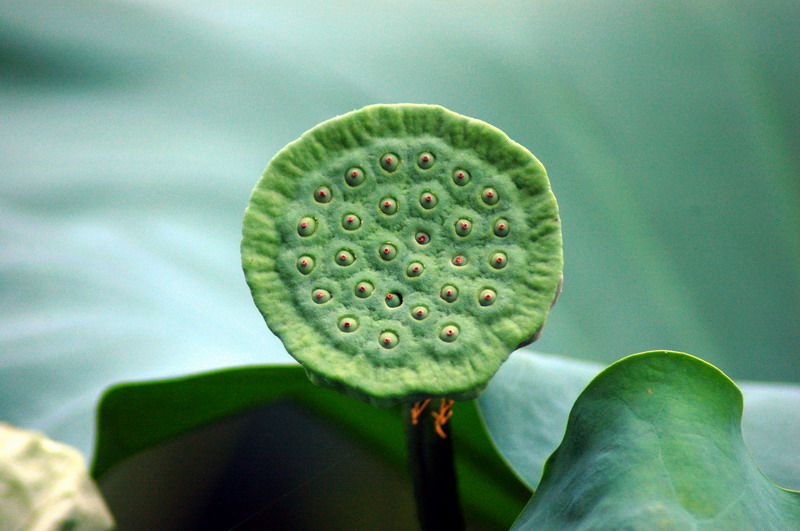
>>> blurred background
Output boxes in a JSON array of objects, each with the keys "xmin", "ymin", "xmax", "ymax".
[{"xmin": 2, "ymin": 0, "xmax": 798, "ymax": 462}]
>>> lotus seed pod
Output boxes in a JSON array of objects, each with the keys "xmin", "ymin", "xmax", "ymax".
[
  {"xmin": 379, "ymin": 243, "xmax": 398, "ymax": 261},
  {"xmin": 314, "ymin": 186, "xmax": 332, "ymax": 203},
  {"xmin": 455, "ymin": 219, "xmax": 473, "ymax": 237},
  {"xmin": 355, "ymin": 281, "xmax": 374, "ymax": 298},
  {"xmin": 380, "ymin": 153, "xmax": 400, "ymax": 172},
  {"xmin": 242, "ymin": 104, "xmax": 563, "ymax": 407},
  {"xmin": 440, "ymin": 284, "xmax": 459, "ymax": 303},
  {"xmin": 296, "ymin": 255, "xmax": 315, "ymax": 274},
  {"xmin": 379, "ymin": 197, "xmax": 398, "ymax": 215},
  {"xmin": 379, "ymin": 331, "xmax": 399, "ymax": 349},
  {"xmin": 297, "ymin": 216, "xmax": 316, "ymax": 236},
  {"xmin": 335, "ymin": 249, "xmax": 355, "ymax": 266},
  {"xmin": 482, "ymin": 187, "xmax": 499, "ymax": 205},
  {"xmin": 417, "ymin": 152, "xmax": 435, "ymax": 169},
  {"xmin": 419, "ymin": 191, "xmax": 438, "ymax": 209},
  {"xmin": 439, "ymin": 324, "xmax": 460, "ymax": 342},
  {"xmin": 411, "ymin": 306, "xmax": 429, "ymax": 320},
  {"xmin": 452, "ymin": 168, "xmax": 471, "ymax": 186},
  {"xmin": 345, "ymin": 167, "xmax": 366, "ymax": 187},
  {"xmin": 406, "ymin": 261, "xmax": 424, "ymax": 277},
  {"xmin": 479, "ymin": 288, "xmax": 497, "ymax": 306},
  {"xmin": 342, "ymin": 213, "xmax": 362, "ymax": 231},
  {"xmin": 494, "ymin": 218, "xmax": 510, "ymax": 237},
  {"xmin": 490, "ymin": 252, "xmax": 508, "ymax": 269},
  {"xmin": 385, "ymin": 292, "xmax": 402, "ymax": 308}
]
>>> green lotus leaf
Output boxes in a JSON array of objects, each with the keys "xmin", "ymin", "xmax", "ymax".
[
  {"xmin": 512, "ymin": 351, "xmax": 800, "ymax": 530},
  {"xmin": 241, "ymin": 104, "xmax": 563, "ymax": 406}
]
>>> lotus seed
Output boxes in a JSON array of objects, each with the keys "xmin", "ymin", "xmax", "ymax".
[
  {"xmin": 439, "ymin": 324, "xmax": 460, "ymax": 342},
  {"xmin": 494, "ymin": 219, "xmax": 510, "ymax": 237},
  {"xmin": 411, "ymin": 306, "xmax": 429, "ymax": 320},
  {"xmin": 482, "ymin": 187, "xmax": 499, "ymax": 205},
  {"xmin": 345, "ymin": 167, "xmax": 366, "ymax": 187},
  {"xmin": 455, "ymin": 218, "xmax": 472, "ymax": 237},
  {"xmin": 296, "ymin": 255, "xmax": 315, "ymax": 274},
  {"xmin": 419, "ymin": 192, "xmax": 438, "ymax": 209},
  {"xmin": 342, "ymin": 213, "xmax": 362, "ymax": 230},
  {"xmin": 417, "ymin": 152, "xmax": 435, "ymax": 169},
  {"xmin": 335, "ymin": 249, "xmax": 355, "ymax": 266},
  {"xmin": 440, "ymin": 284, "xmax": 459, "ymax": 303},
  {"xmin": 355, "ymin": 281, "xmax": 374, "ymax": 298},
  {"xmin": 479, "ymin": 288, "xmax": 497, "ymax": 306},
  {"xmin": 379, "ymin": 198, "xmax": 398, "ymax": 215},
  {"xmin": 338, "ymin": 316, "xmax": 359, "ymax": 332},
  {"xmin": 452, "ymin": 255, "xmax": 466, "ymax": 266},
  {"xmin": 452, "ymin": 169, "xmax": 471, "ymax": 186},
  {"xmin": 298, "ymin": 216, "xmax": 317, "ymax": 236},
  {"xmin": 314, "ymin": 186, "xmax": 332, "ymax": 203},
  {"xmin": 380, "ymin": 153, "xmax": 400, "ymax": 172},
  {"xmin": 379, "ymin": 331, "xmax": 399, "ymax": 349},
  {"xmin": 415, "ymin": 231, "xmax": 430, "ymax": 245},
  {"xmin": 312, "ymin": 289, "xmax": 331, "ymax": 304},
  {"xmin": 380, "ymin": 243, "xmax": 398, "ymax": 261},
  {"xmin": 385, "ymin": 292, "xmax": 403, "ymax": 308},
  {"xmin": 490, "ymin": 252, "xmax": 508, "ymax": 269},
  {"xmin": 406, "ymin": 261, "xmax": 424, "ymax": 277}
]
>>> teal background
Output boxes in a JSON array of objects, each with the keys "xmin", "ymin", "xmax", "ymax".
[{"xmin": 1, "ymin": 1, "xmax": 798, "ymax": 457}]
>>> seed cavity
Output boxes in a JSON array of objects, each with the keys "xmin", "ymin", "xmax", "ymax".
[
  {"xmin": 411, "ymin": 306, "xmax": 429, "ymax": 320},
  {"xmin": 455, "ymin": 218, "xmax": 472, "ymax": 237},
  {"xmin": 379, "ymin": 331, "xmax": 399, "ymax": 349},
  {"xmin": 406, "ymin": 261, "xmax": 424, "ymax": 277},
  {"xmin": 338, "ymin": 316, "xmax": 359, "ymax": 332},
  {"xmin": 298, "ymin": 216, "xmax": 317, "ymax": 236},
  {"xmin": 379, "ymin": 197, "xmax": 398, "ymax": 215},
  {"xmin": 335, "ymin": 249, "xmax": 355, "ymax": 266},
  {"xmin": 296, "ymin": 255, "xmax": 315, "ymax": 274},
  {"xmin": 314, "ymin": 186, "xmax": 332, "ymax": 203},
  {"xmin": 342, "ymin": 213, "xmax": 362, "ymax": 231},
  {"xmin": 380, "ymin": 153, "xmax": 400, "ymax": 172},
  {"xmin": 452, "ymin": 255, "xmax": 467, "ymax": 266},
  {"xmin": 494, "ymin": 218, "xmax": 510, "ymax": 237},
  {"xmin": 482, "ymin": 187, "xmax": 499, "ymax": 205},
  {"xmin": 417, "ymin": 152, "xmax": 435, "ymax": 169},
  {"xmin": 380, "ymin": 243, "xmax": 398, "ymax": 261},
  {"xmin": 415, "ymin": 231, "xmax": 430, "ymax": 245},
  {"xmin": 345, "ymin": 167, "xmax": 366, "ymax": 187},
  {"xmin": 355, "ymin": 281, "xmax": 374, "ymax": 298},
  {"xmin": 385, "ymin": 292, "xmax": 403, "ymax": 308},
  {"xmin": 419, "ymin": 191, "xmax": 438, "ymax": 210},
  {"xmin": 490, "ymin": 252, "xmax": 508, "ymax": 269},
  {"xmin": 452, "ymin": 169, "xmax": 471, "ymax": 186},
  {"xmin": 440, "ymin": 284, "xmax": 459, "ymax": 303},
  {"xmin": 439, "ymin": 324, "xmax": 460, "ymax": 342},
  {"xmin": 479, "ymin": 288, "xmax": 497, "ymax": 306},
  {"xmin": 312, "ymin": 288, "xmax": 331, "ymax": 304}
]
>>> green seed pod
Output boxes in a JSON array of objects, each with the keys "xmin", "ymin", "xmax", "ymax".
[
  {"xmin": 406, "ymin": 261, "xmax": 424, "ymax": 277},
  {"xmin": 385, "ymin": 292, "xmax": 402, "ymax": 308},
  {"xmin": 479, "ymin": 288, "xmax": 497, "ymax": 306},
  {"xmin": 335, "ymin": 249, "xmax": 355, "ymax": 266},
  {"xmin": 417, "ymin": 152, "xmax": 435, "ymax": 169},
  {"xmin": 345, "ymin": 167, "xmax": 366, "ymax": 187},
  {"xmin": 297, "ymin": 216, "xmax": 316, "ymax": 236},
  {"xmin": 342, "ymin": 213, "xmax": 362, "ymax": 231},
  {"xmin": 242, "ymin": 104, "xmax": 563, "ymax": 407},
  {"xmin": 490, "ymin": 252, "xmax": 508, "ymax": 269},
  {"xmin": 439, "ymin": 324, "xmax": 460, "ymax": 342},
  {"xmin": 354, "ymin": 281, "xmax": 374, "ymax": 298},
  {"xmin": 440, "ymin": 284, "xmax": 459, "ymax": 303},
  {"xmin": 455, "ymin": 218, "xmax": 472, "ymax": 237},
  {"xmin": 314, "ymin": 186, "xmax": 332, "ymax": 203},
  {"xmin": 419, "ymin": 191, "xmax": 438, "ymax": 210},
  {"xmin": 296, "ymin": 255, "xmax": 315, "ymax": 274},
  {"xmin": 380, "ymin": 153, "xmax": 400, "ymax": 172},
  {"xmin": 494, "ymin": 218, "xmax": 510, "ymax": 237}
]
